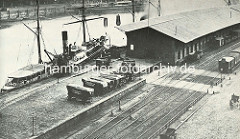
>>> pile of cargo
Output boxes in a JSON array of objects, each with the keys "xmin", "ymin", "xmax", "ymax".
[{"xmin": 66, "ymin": 59, "xmax": 137, "ymax": 102}]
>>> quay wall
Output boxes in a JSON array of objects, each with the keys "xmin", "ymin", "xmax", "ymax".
[{"xmin": 0, "ymin": 5, "xmax": 144, "ymax": 20}]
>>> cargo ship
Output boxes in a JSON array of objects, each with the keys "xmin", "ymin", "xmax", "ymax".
[
  {"xmin": 1, "ymin": 0, "xmax": 109, "ymax": 92},
  {"xmin": 1, "ymin": 0, "xmax": 53, "ymax": 92}
]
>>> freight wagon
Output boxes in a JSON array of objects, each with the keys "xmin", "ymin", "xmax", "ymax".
[
  {"xmin": 219, "ymin": 47, "xmax": 240, "ymax": 73},
  {"xmin": 67, "ymin": 84, "xmax": 94, "ymax": 102},
  {"xmin": 67, "ymin": 60, "xmax": 137, "ymax": 102}
]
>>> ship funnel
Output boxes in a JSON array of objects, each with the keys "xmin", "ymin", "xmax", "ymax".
[{"xmin": 62, "ymin": 31, "xmax": 68, "ymax": 54}]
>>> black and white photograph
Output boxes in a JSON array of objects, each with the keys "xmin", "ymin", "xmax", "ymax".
[{"xmin": 0, "ymin": 0, "xmax": 240, "ymax": 138}]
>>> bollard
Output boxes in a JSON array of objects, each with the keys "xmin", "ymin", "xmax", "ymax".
[
  {"xmin": 235, "ymin": 72, "xmax": 237, "ymax": 75},
  {"xmin": 229, "ymin": 77, "xmax": 231, "ymax": 80}
]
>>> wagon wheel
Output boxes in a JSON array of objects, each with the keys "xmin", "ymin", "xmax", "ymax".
[{"xmin": 122, "ymin": 78, "xmax": 127, "ymax": 84}]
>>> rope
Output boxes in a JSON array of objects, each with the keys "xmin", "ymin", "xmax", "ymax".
[
  {"xmin": 27, "ymin": 36, "xmax": 37, "ymax": 65},
  {"xmin": 40, "ymin": 31, "xmax": 47, "ymax": 50},
  {"xmin": 16, "ymin": 44, "xmax": 21, "ymax": 69},
  {"xmin": 75, "ymin": 23, "xmax": 82, "ymax": 42}
]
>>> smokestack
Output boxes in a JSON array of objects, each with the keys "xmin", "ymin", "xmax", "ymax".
[
  {"xmin": 62, "ymin": 31, "xmax": 68, "ymax": 54},
  {"xmin": 68, "ymin": 44, "xmax": 72, "ymax": 57}
]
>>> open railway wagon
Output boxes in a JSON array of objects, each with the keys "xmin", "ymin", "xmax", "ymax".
[
  {"xmin": 114, "ymin": 59, "xmax": 138, "ymax": 81},
  {"xmin": 230, "ymin": 94, "xmax": 239, "ymax": 109},
  {"xmin": 219, "ymin": 47, "xmax": 240, "ymax": 73},
  {"xmin": 66, "ymin": 59, "xmax": 137, "ymax": 102},
  {"xmin": 160, "ymin": 128, "xmax": 177, "ymax": 139},
  {"xmin": 95, "ymin": 56, "xmax": 111, "ymax": 69}
]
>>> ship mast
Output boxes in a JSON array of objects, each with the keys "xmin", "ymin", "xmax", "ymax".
[
  {"xmin": 36, "ymin": 0, "xmax": 42, "ymax": 64},
  {"xmin": 82, "ymin": 0, "xmax": 86, "ymax": 43},
  {"xmin": 132, "ymin": 0, "xmax": 135, "ymax": 22}
]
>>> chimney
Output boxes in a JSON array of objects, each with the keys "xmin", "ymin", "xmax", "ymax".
[{"xmin": 62, "ymin": 31, "xmax": 68, "ymax": 54}]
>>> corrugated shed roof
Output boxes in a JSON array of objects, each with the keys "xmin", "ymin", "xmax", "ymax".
[{"xmin": 119, "ymin": 5, "xmax": 240, "ymax": 43}]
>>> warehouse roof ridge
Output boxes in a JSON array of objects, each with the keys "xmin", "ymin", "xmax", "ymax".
[{"xmin": 119, "ymin": 5, "xmax": 240, "ymax": 43}]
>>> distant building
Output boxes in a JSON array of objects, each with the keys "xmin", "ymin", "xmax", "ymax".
[{"xmin": 119, "ymin": 5, "xmax": 240, "ymax": 65}]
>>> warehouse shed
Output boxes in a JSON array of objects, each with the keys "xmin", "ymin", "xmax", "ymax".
[{"xmin": 119, "ymin": 5, "xmax": 240, "ymax": 65}]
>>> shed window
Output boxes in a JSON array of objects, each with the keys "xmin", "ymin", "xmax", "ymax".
[
  {"xmin": 182, "ymin": 48, "xmax": 185, "ymax": 57},
  {"xmin": 195, "ymin": 43, "xmax": 198, "ymax": 51},
  {"xmin": 130, "ymin": 44, "xmax": 134, "ymax": 51},
  {"xmin": 178, "ymin": 50, "xmax": 181, "ymax": 59},
  {"xmin": 191, "ymin": 45, "xmax": 194, "ymax": 53}
]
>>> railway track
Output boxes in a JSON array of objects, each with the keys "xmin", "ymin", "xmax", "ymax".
[
  {"xmin": 194, "ymin": 40, "xmax": 240, "ymax": 70},
  {"xmin": 2, "ymin": 39, "xmax": 239, "ymax": 139},
  {"xmin": 83, "ymin": 87, "xmax": 183, "ymax": 139},
  {"xmin": 147, "ymin": 92, "xmax": 206, "ymax": 139},
  {"xmin": 66, "ymin": 66, "xmax": 216, "ymax": 138},
  {"xmin": 111, "ymin": 90, "xmax": 200, "ymax": 139},
  {"xmin": 54, "ymin": 45, "xmax": 226, "ymax": 138},
  {"xmin": 63, "ymin": 71, "xmax": 190, "ymax": 138},
  {"xmin": 67, "ymin": 48, "xmax": 228, "ymax": 139},
  {"xmin": 137, "ymin": 92, "xmax": 204, "ymax": 139}
]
